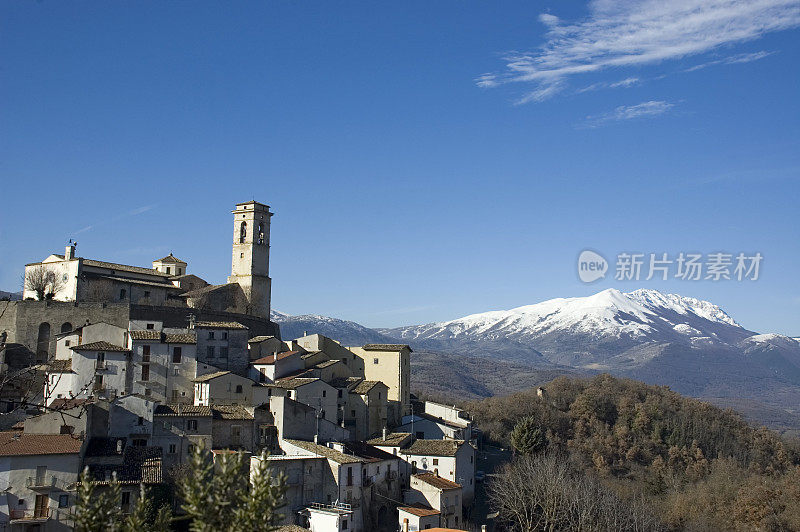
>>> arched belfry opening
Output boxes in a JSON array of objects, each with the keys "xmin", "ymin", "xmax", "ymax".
[{"xmin": 239, "ymin": 221, "xmax": 247, "ymax": 244}]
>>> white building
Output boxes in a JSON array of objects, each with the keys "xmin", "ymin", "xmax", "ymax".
[
  {"xmin": 398, "ymin": 505, "xmax": 441, "ymax": 531},
  {"xmin": 405, "ymin": 472, "xmax": 463, "ymax": 530}
]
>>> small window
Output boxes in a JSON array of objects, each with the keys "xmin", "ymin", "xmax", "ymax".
[
  {"xmin": 220, "ymin": 347, "xmax": 229, "ymax": 358},
  {"xmin": 119, "ymin": 289, "xmax": 126, "ymax": 300},
  {"xmin": 373, "ymin": 358, "xmax": 379, "ymax": 365},
  {"xmin": 187, "ymin": 419, "xmax": 198, "ymax": 431},
  {"xmin": 177, "ymin": 268, "xmax": 182, "ymax": 275},
  {"xmin": 173, "ymin": 368, "xmax": 180, "ymax": 376},
  {"xmin": 141, "ymin": 365, "xmax": 149, "ymax": 381},
  {"xmin": 137, "ymin": 416, "xmax": 144, "ymax": 426},
  {"xmin": 351, "ymin": 410, "xmax": 356, "ymax": 417},
  {"xmin": 342, "ymin": 519, "xmax": 348, "ymax": 530},
  {"xmin": 222, "ymin": 331, "xmax": 228, "ymax": 340},
  {"xmin": 165, "ymin": 267, "xmax": 171, "ymax": 274},
  {"xmin": 146, "ymin": 323, "xmax": 155, "ymax": 330},
  {"xmin": 337, "ymin": 389, "xmax": 343, "ymax": 398},
  {"xmin": 235, "ymin": 385, "xmax": 243, "ymax": 394},
  {"xmin": 207, "ymin": 346, "xmax": 215, "ymax": 358},
  {"xmin": 169, "ymin": 444, "xmax": 176, "ymax": 454},
  {"xmin": 58, "ymin": 494, "xmax": 69, "ymax": 508},
  {"xmin": 173, "ymin": 346, "xmax": 182, "ymax": 363},
  {"xmin": 121, "ymin": 491, "xmax": 131, "ymax": 508},
  {"xmin": 322, "ymin": 390, "xmax": 326, "ymax": 398},
  {"xmin": 144, "ymin": 290, "xmax": 150, "ymax": 298},
  {"xmin": 433, "ymin": 458, "xmax": 439, "ymax": 466},
  {"xmin": 142, "ymin": 345, "xmax": 150, "ymax": 361},
  {"xmin": 65, "ymin": 340, "xmax": 70, "ymax": 346}
]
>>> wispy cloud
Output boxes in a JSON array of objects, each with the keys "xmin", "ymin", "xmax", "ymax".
[
  {"xmin": 684, "ymin": 50, "xmax": 775, "ymax": 71},
  {"xmin": 69, "ymin": 204, "xmax": 157, "ymax": 237},
  {"xmin": 580, "ymin": 100, "xmax": 674, "ymax": 127},
  {"xmin": 477, "ymin": 0, "xmax": 800, "ymax": 103},
  {"xmin": 577, "ymin": 76, "xmax": 642, "ymax": 93}
]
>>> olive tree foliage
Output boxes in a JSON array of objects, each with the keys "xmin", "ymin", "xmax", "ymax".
[
  {"xmin": 23, "ymin": 264, "xmax": 64, "ymax": 301},
  {"xmin": 74, "ymin": 468, "xmax": 170, "ymax": 532},
  {"xmin": 178, "ymin": 446, "xmax": 287, "ymax": 532},
  {"xmin": 487, "ymin": 454, "xmax": 663, "ymax": 532},
  {"xmin": 510, "ymin": 416, "xmax": 547, "ymax": 456}
]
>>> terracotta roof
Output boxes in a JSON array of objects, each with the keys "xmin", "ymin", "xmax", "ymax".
[
  {"xmin": 413, "ymin": 472, "xmax": 462, "ymax": 490},
  {"xmin": 212, "ymin": 405, "xmax": 254, "ymax": 420},
  {"xmin": 269, "ymin": 377, "xmax": 318, "ymax": 390},
  {"xmin": 252, "ymin": 351, "xmax": 300, "ymax": 364},
  {"xmin": 192, "ymin": 370, "xmax": 232, "ymax": 382},
  {"xmin": 0, "ymin": 431, "xmax": 83, "ymax": 456},
  {"xmin": 350, "ymin": 380, "xmax": 385, "ymax": 395},
  {"xmin": 195, "ymin": 320, "xmax": 248, "ymax": 330},
  {"xmin": 405, "ymin": 439, "xmax": 466, "ymax": 457},
  {"xmin": 399, "ymin": 505, "xmax": 440, "ymax": 517},
  {"xmin": 47, "ymin": 359, "xmax": 73, "ymax": 373},
  {"xmin": 130, "ymin": 330, "xmax": 161, "ymax": 340},
  {"xmin": 164, "ymin": 333, "xmax": 196, "ymax": 344},
  {"xmin": 282, "ymin": 439, "xmax": 363, "ymax": 465},
  {"xmin": 82, "ymin": 259, "xmax": 171, "ymax": 278},
  {"xmin": 366, "ymin": 432, "xmax": 413, "ymax": 447},
  {"xmin": 71, "ymin": 341, "xmax": 128, "ymax": 352},
  {"xmin": 362, "ymin": 344, "xmax": 412, "ymax": 352},
  {"xmin": 154, "ymin": 253, "xmax": 185, "ymax": 264}
]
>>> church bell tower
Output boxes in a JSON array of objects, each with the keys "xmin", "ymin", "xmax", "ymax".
[{"xmin": 228, "ymin": 201, "xmax": 272, "ymax": 318}]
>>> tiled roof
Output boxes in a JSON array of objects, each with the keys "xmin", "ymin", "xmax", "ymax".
[
  {"xmin": 155, "ymin": 404, "xmax": 213, "ymax": 417},
  {"xmin": 350, "ymin": 380, "xmax": 385, "ymax": 395},
  {"xmin": 405, "ymin": 439, "xmax": 465, "ymax": 457},
  {"xmin": 82, "ymin": 259, "xmax": 171, "ymax": 278},
  {"xmin": 399, "ymin": 505, "xmax": 440, "ymax": 517},
  {"xmin": 48, "ymin": 359, "xmax": 73, "ymax": 373},
  {"xmin": 0, "ymin": 432, "xmax": 83, "ymax": 456},
  {"xmin": 71, "ymin": 341, "xmax": 128, "ymax": 352},
  {"xmin": 192, "ymin": 370, "xmax": 232, "ymax": 382},
  {"xmin": 164, "ymin": 333, "xmax": 196, "ymax": 344},
  {"xmin": 268, "ymin": 377, "xmax": 318, "ymax": 390},
  {"xmin": 155, "ymin": 253, "xmax": 185, "ymax": 264},
  {"xmin": 329, "ymin": 377, "xmax": 364, "ymax": 390},
  {"xmin": 249, "ymin": 335, "xmax": 276, "ymax": 343},
  {"xmin": 314, "ymin": 360, "xmax": 339, "ymax": 369},
  {"xmin": 366, "ymin": 432, "xmax": 413, "ymax": 447},
  {"xmin": 195, "ymin": 321, "xmax": 248, "ymax": 330},
  {"xmin": 252, "ymin": 351, "xmax": 300, "ymax": 364},
  {"xmin": 362, "ymin": 344, "xmax": 412, "ymax": 352},
  {"xmin": 130, "ymin": 330, "xmax": 161, "ymax": 340},
  {"xmin": 87, "ymin": 446, "xmax": 163, "ymax": 485},
  {"xmin": 154, "ymin": 404, "xmax": 253, "ymax": 420},
  {"xmin": 48, "ymin": 397, "xmax": 91, "ymax": 410},
  {"xmin": 413, "ymin": 472, "xmax": 462, "ymax": 490},
  {"xmin": 94, "ymin": 275, "xmax": 178, "ymax": 290},
  {"xmin": 338, "ymin": 441, "xmax": 397, "ymax": 462},
  {"xmin": 282, "ymin": 439, "xmax": 363, "ymax": 465}
]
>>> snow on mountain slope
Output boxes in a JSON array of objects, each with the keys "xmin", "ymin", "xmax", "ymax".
[
  {"xmin": 380, "ymin": 288, "xmax": 753, "ymax": 366},
  {"xmin": 270, "ymin": 310, "xmax": 395, "ymax": 346}
]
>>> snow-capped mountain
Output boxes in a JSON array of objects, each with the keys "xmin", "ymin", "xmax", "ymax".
[
  {"xmin": 270, "ymin": 310, "xmax": 394, "ymax": 347},
  {"xmin": 379, "ymin": 288, "xmax": 753, "ymax": 366}
]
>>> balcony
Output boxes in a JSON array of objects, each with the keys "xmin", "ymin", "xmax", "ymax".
[
  {"xmin": 26, "ymin": 475, "xmax": 59, "ymax": 490},
  {"xmin": 10, "ymin": 508, "xmax": 50, "ymax": 522}
]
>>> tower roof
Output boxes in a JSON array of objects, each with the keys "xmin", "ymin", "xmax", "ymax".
[
  {"xmin": 154, "ymin": 253, "xmax": 186, "ymax": 264},
  {"xmin": 232, "ymin": 200, "xmax": 271, "ymax": 213}
]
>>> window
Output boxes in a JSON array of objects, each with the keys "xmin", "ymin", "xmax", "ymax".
[
  {"xmin": 209, "ymin": 331, "xmax": 215, "ymax": 339},
  {"xmin": 58, "ymin": 494, "xmax": 69, "ymax": 508},
  {"xmin": 347, "ymin": 467, "xmax": 353, "ymax": 486},
  {"xmin": 411, "ymin": 461, "xmax": 417, "ymax": 473},
  {"xmin": 322, "ymin": 390, "xmax": 326, "ymax": 398},
  {"xmin": 257, "ymin": 222, "xmax": 264, "ymax": 245},
  {"xmin": 187, "ymin": 419, "xmax": 198, "ymax": 431},
  {"xmin": 235, "ymin": 385, "xmax": 243, "ymax": 394},
  {"xmin": 470, "ymin": 455, "xmax": 474, "ymax": 464},
  {"xmin": 239, "ymin": 221, "xmax": 247, "ymax": 243},
  {"xmin": 144, "ymin": 290, "xmax": 151, "ymax": 298},
  {"xmin": 137, "ymin": 416, "xmax": 144, "ymax": 426},
  {"xmin": 342, "ymin": 519, "xmax": 348, "ymax": 530},
  {"xmin": 378, "ymin": 392, "xmax": 381, "ymax": 400},
  {"xmin": 132, "ymin": 438, "xmax": 146, "ymax": 447},
  {"xmin": 146, "ymin": 323, "xmax": 155, "ymax": 330},
  {"xmin": 219, "ymin": 347, "xmax": 229, "ymax": 358},
  {"xmin": 141, "ymin": 365, "xmax": 149, "ymax": 381},
  {"xmin": 172, "ymin": 346, "xmax": 182, "ymax": 363},
  {"xmin": 207, "ymin": 346, "xmax": 215, "ymax": 358},
  {"xmin": 173, "ymin": 368, "xmax": 180, "ymax": 376},
  {"xmin": 433, "ymin": 458, "xmax": 439, "ymax": 466},
  {"xmin": 178, "ymin": 268, "xmax": 182, "ymax": 275},
  {"xmin": 351, "ymin": 410, "xmax": 356, "ymax": 417},
  {"xmin": 373, "ymin": 358, "xmax": 379, "ymax": 365},
  {"xmin": 119, "ymin": 289, "xmax": 126, "ymax": 300},
  {"xmin": 169, "ymin": 444, "xmax": 176, "ymax": 454},
  {"xmin": 222, "ymin": 331, "xmax": 228, "ymax": 340},
  {"xmin": 142, "ymin": 345, "xmax": 150, "ymax": 362},
  {"xmin": 121, "ymin": 491, "xmax": 131, "ymax": 511},
  {"xmin": 61, "ymin": 322, "xmax": 72, "ymax": 334},
  {"xmin": 65, "ymin": 340, "xmax": 70, "ymax": 346},
  {"xmin": 165, "ymin": 267, "xmax": 171, "ymax": 274},
  {"xmin": 337, "ymin": 389, "xmax": 343, "ymax": 398}
]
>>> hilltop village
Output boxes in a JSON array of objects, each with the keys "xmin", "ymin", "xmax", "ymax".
[{"xmin": 0, "ymin": 201, "xmax": 478, "ymax": 532}]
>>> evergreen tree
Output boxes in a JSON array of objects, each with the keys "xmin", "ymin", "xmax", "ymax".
[
  {"xmin": 510, "ymin": 416, "xmax": 547, "ymax": 455},
  {"xmin": 74, "ymin": 467, "xmax": 122, "ymax": 532}
]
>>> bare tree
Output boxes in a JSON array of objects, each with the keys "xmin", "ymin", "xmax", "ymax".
[{"xmin": 24, "ymin": 265, "xmax": 64, "ymax": 301}]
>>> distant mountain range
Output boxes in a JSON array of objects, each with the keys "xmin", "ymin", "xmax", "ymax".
[
  {"xmin": 0, "ymin": 290, "xmax": 22, "ymax": 301},
  {"xmin": 272, "ymin": 289, "xmax": 800, "ymax": 435}
]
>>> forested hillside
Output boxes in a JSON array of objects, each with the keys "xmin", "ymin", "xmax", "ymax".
[{"xmin": 469, "ymin": 375, "xmax": 800, "ymax": 530}]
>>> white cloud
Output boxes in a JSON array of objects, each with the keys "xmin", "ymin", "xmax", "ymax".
[
  {"xmin": 684, "ymin": 50, "xmax": 774, "ymax": 71},
  {"xmin": 581, "ymin": 100, "xmax": 674, "ymax": 127},
  {"xmin": 477, "ymin": 0, "xmax": 800, "ymax": 102},
  {"xmin": 577, "ymin": 76, "xmax": 641, "ymax": 93}
]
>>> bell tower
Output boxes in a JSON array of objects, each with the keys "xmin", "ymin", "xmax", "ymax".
[{"xmin": 228, "ymin": 201, "xmax": 272, "ymax": 318}]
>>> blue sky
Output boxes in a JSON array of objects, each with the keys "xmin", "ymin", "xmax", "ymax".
[{"xmin": 1, "ymin": 1, "xmax": 798, "ymax": 334}]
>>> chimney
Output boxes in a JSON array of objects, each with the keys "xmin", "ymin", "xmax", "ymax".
[
  {"xmin": 65, "ymin": 240, "xmax": 76, "ymax": 260},
  {"xmin": 382, "ymin": 427, "xmax": 388, "ymax": 441},
  {"xmin": 402, "ymin": 518, "xmax": 409, "ymax": 532},
  {"xmin": 303, "ymin": 330, "xmax": 308, "ymax": 337},
  {"xmin": 116, "ymin": 439, "xmax": 123, "ymax": 453}
]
